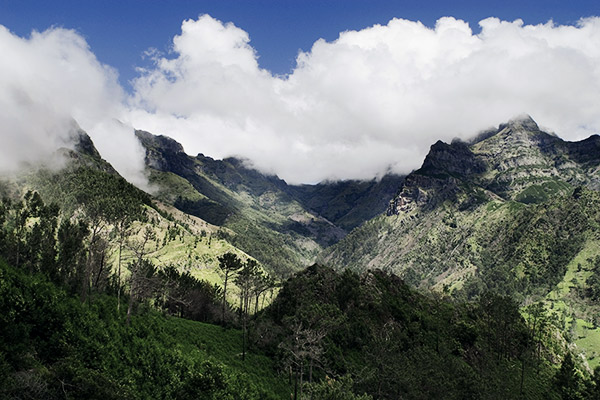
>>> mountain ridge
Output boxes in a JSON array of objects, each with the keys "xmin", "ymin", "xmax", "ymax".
[{"xmin": 134, "ymin": 129, "xmax": 402, "ymax": 276}]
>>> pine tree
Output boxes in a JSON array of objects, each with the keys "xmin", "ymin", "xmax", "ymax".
[
  {"xmin": 217, "ymin": 252, "xmax": 242, "ymax": 324},
  {"xmin": 554, "ymin": 352, "xmax": 584, "ymax": 400}
]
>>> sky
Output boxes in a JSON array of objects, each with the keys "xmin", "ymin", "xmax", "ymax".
[{"xmin": 1, "ymin": 1, "xmax": 600, "ymax": 185}]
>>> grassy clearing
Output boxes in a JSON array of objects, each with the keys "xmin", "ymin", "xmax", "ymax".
[
  {"xmin": 544, "ymin": 239, "xmax": 600, "ymax": 369},
  {"xmin": 575, "ymin": 318, "xmax": 600, "ymax": 370},
  {"xmin": 156, "ymin": 316, "xmax": 290, "ymax": 397}
]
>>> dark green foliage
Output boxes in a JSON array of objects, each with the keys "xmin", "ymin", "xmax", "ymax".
[
  {"xmin": 32, "ymin": 166, "xmax": 152, "ymax": 219},
  {"xmin": 155, "ymin": 265, "xmax": 223, "ymax": 322},
  {"xmin": 256, "ymin": 265, "xmax": 559, "ymax": 399},
  {"xmin": 304, "ymin": 375, "xmax": 373, "ymax": 400},
  {"xmin": 218, "ymin": 252, "xmax": 243, "ymax": 323},
  {"xmin": 1, "ymin": 191, "xmax": 64, "ymax": 277},
  {"xmin": 586, "ymin": 257, "xmax": 600, "ymax": 301},
  {"xmin": 461, "ymin": 189, "xmax": 600, "ymax": 300},
  {"xmin": 554, "ymin": 352, "xmax": 585, "ymax": 400},
  {"xmin": 56, "ymin": 219, "xmax": 89, "ymax": 290},
  {"xmin": 0, "ymin": 260, "xmax": 285, "ymax": 399},
  {"xmin": 174, "ymin": 197, "xmax": 231, "ymax": 225},
  {"xmin": 223, "ymin": 216, "xmax": 306, "ymax": 277},
  {"xmin": 287, "ymin": 174, "xmax": 404, "ymax": 231},
  {"xmin": 63, "ymin": 167, "xmax": 151, "ymax": 221},
  {"xmin": 587, "ymin": 367, "xmax": 600, "ymax": 399}
]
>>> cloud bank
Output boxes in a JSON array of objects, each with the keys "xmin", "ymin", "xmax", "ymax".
[
  {"xmin": 0, "ymin": 25, "xmax": 149, "ymax": 188},
  {"xmin": 129, "ymin": 15, "xmax": 600, "ymax": 183},
  {"xmin": 2, "ymin": 15, "xmax": 600, "ymax": 185}
]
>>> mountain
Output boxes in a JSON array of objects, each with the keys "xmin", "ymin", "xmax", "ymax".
[
  {"xmin": 322, "ymin": 115, "xmax": 600, "ymax": 279},
  {"xmin": 3, "ymin": 117, "xmax": 600, "ymax": 398},
  {"xmin": 286, "ymin": 174, "xmax": 404, "ymax": 231},
  {"xmin": 320, "ymin": 115, "xmax": 600, "ymax": 368},
  {"xmin": 135, "ymin": 130, "xmax": 402, "ymax": 276}
]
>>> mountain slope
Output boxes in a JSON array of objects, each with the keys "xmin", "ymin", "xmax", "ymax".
[
  {"xmin": 285, "ymin": 174, "xmax": 404, "ymax": 231},
  {"xmin": 320, "ymin": 116, "xmax": 600, "ymax": 297},
  {"xmin": 3, "ymin": 129, "xmax": 259, "ymax": 299},
  {"xmin": 320, "ymin": 115, "xmax": 600, "ymax": 367},
  {"xmin": 136, "ymin": 130, "xmax": 401, "ymax": 277}
]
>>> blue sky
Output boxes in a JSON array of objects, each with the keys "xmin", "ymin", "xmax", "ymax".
[{"xmin": 2, "ymin": 0, "xmax": 599, "ymax": 88}]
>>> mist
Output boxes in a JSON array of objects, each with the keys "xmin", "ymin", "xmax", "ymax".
[
  {"xmin": 129, "ymin": 15, "xmax": 600, "ymax": 184},
  {"xmin": 2, "ymin": 15, "xmax": 600, "ymax": 185},
  {"xmin": 0, "ymin": 25, "xmax": 150, "ymax": 189}
]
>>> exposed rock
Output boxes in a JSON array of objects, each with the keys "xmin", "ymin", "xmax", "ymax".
[{"xmin": 387, "ymin": 115, "xmax": 600, "ymax": 214}]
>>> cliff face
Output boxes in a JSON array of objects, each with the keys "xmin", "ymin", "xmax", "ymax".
[
  {"xmin": 386, "ymin": 115, "xmax": 600, "ymax": 216},
  {"xmin": 322, "ymin": 116, "xmax": 600, "ymax": 303}
]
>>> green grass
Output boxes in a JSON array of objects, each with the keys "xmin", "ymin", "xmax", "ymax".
[
  {"xmin": 575, "ymin": 319, "xmax": 600, "ymax": 370},
  {"xmin": 515, "ymin": 180, "xmax": 572, "ymax": 204},
  {"xmin": 153, "ymin": 316, "xmax": 289, "ymax": 396},
  {"xmin": 0, "ymin": 260, "xmax": 289, "ymax": 399},
  {"xmin": 544, "ymin": 239, "xmax": 600, "ymax": 369},
  {"xmin": 148, "ymin": 170, "xmax": 208, "ymax": 204}
]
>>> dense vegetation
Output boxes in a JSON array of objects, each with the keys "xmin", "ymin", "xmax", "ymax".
[
  {"xmin": 253, "ymin": 264, "xmax": 600, "ymax": 399},
  {"xmin": 0, "ymin": 259, "xmax": 287, "ymax": 399},
  {"xmin": 1, "ymin": 184, "xmax": 599, "ymax": 398},
  {"xmin": 0, "ymin": 182, "xmax": 287, "ymax": 399}
]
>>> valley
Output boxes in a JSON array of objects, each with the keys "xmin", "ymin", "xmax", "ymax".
[{"xmin": 2, "ymin": 115, "xmax": 600, "ymax": 399}]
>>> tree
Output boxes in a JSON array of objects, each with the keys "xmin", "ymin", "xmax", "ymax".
[
  {"xmin": 304, "ymin": 375, "xmax": 373, "ymax": 400},
  {"xmin": 125, "ymin": 225, "xmax": 158, "ymax": 325},
  {"xmin": 586, "ymin": 366, "xmax": 600, "ymax": 399},
  {"xmin": 554, "ymin": 352, "xmax": 584, "ymax": 400},
  {"xmin": 217, "ymin": 252, "xmax": 242, "ymax": 324},
  {"xmin": 56, "ymin": 219, "xmax": 89, "ymax": 293},
  {"xmin": 235, "ymin": 258, "xmax": 260, "ymax": 361},
  {"xmin": 112, "ymin": 210, "xmax": 143, "ymax": 312},
  {"xmin": 278, "ymin": 320, "xmax": 327, "ymax": 400},
  {"xmin": 66, "ymin": 168, "xmax": 148, "ymax": 303},
  {"xmin": 252, "ymin": 271, "xmax": 274, "ymax": 315}
]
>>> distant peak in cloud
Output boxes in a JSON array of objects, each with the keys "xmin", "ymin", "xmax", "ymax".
[
  {"xmin": 0, "ymin": 24, "xmax": 150, "ymax": 187},
  {"xmin": 128, "ymin": 14, "xmax": 600, "ymax": 183},
  {"xmin": 3, "ymin": 14, "xmax": 600, "ymax": 186}
]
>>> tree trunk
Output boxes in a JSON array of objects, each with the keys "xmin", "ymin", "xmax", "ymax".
[
  {"xmin": 221, "ymin": 272, "xmax": 228, "ymax": 324},
  {"xmin": 126, "ymin": 274, "xmax": 136, "ymax": 326},
  {"xmin": 299, "ymin": 362, "xmax": 304, "ymax": 400},
  {"xmin": 294, "ymin": 366, "xmax": 298, "ymax": 400},
  {"xmin": 117, "ymin": 235, "xmax": 123, "ymax": 312},
  {"xmin": 520, "ymin": 357, "xmax": 526, "ymax": 397},
  {"xmin": 93, "ymin": 250, "xmax": 106, "ymax": 289}
]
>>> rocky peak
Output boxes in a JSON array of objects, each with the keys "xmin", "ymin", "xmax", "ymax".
[
  {"xmin": 135, "ymin": 130, "xmax": 185, "ymax": 154},
  {"xmin": 504, "ymin": 114, "xmax": 540, "ymax": 132},
  {"xmin": 420, "ymin": 140, "xmax": 486, "ymax": 177},
  {"xmin": 135, "ymin": 130, "xmax": 187, "ymax": 172},
  {"xmin": 70, "ymin": 128, "xmax": 102, "ymax": 159}
]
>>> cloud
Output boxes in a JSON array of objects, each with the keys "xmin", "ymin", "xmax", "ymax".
[
  {"xmin": 129, "ymin": 15, "xmax": 600, "ymax": 184},
  {"xmin": 3, "ymin": 15, "xmax": 600, "ymax": 186},
  {"xmin": 0, "ymin": 25, "xmax": 150, "ymax": 189}
]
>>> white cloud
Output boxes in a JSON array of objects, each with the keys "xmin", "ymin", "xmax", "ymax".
[
  {"xmin": 3, "ymin": 15, "xmax": 600, "ymax": 186},
  {"xmin": 0, "ymin": 25, "xmax": 150, "ymax": 189},
  {"xmin": 130, "ymin": 15, "xmax": 600, "ymax": 184}
]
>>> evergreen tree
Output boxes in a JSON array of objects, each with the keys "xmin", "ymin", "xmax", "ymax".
[
  {"xmin": 217, "ymin": 252, "xmax": 242, "ymax": 323},
  {"xmin": 554, "ymin": 352, "xmax": 584, "ymax": 400}
]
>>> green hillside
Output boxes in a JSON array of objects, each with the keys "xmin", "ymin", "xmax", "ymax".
[
  {"xmin": 136, "ymin": 130, "xmax": 400, "ymax": 278},
  {"xmin": 320, "ymin": 116, "xmax": 600, "ymax": 370},
  {"xmin": 4, "ymin": 116, "xmax": 600, "ymax": 398},
  {"xmin": 0, "ymin": 259, "xmax": 288, "ymax": 399}
]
